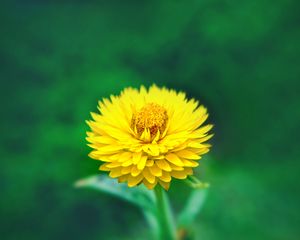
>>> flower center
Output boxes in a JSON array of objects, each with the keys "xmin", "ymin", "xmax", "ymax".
[{"xmin": 131, "ymin": 103, "xmax": 168, "ymax": 138}]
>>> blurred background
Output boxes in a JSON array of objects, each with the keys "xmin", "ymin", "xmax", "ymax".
[{"xmin": 1, "ymin": 0, "xmax": 299, "ymax": 239}]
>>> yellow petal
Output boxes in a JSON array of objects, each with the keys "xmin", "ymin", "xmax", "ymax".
[
  {"xmin": 91, "ymin": 136, "xmax": 116, "ymax": 144},
  {"xmin": 109, "ymin": 168, "xmax": 123, "ymax": 178},
  {"xmin": 168, "ymin": 163, "xmax": 184, "ymax": 171},
  {"xmin": 156, "ymin": 160, "xmax": 172, "ymax": 172},
  {"xmin": 170, "ymin": 170, "xmax": 188, "ymax": 179},
  {"xmin": 99, "ymin": 163, "xmax": 110, "ymax": 171},
  {"xmin": 188, "ymin": 142, "xmax": 211, "ymax": 149},
  {"xmin": 122, "ymin": 159, "xmax": 133, "ymax": 167},
  {"xmin": 143, "ymin": 178, "xmax": 157, "ymax": 190},
  {"xmin": 140, "ymin": 128, "xmax": 151, "ymax": 142},
  {"xmin": 149, "ymin": 163, "xmax": 162, "ymax": 177},
  {"xmin": 146, "ymin": 159, "xmax": 154, "ymax": 167},
  {"xmin": 98, "ymin": 125, "xmax": 132, "ymax": 141},
  {"xmin": 194, "ymin": 124, "xmax": 213, "ymax": 135},
  {"xmin": 158, "ymin": 180, "xmax": 170, "ymax": 190},
  {"xmin": 195, "ymin": 134, "xmax": 214, "ymax": 143},
  {"xmin": 165, "ymin": 153, "xmax": 184, "ymax": 166},
  {"xmin": 96, "ymin": 144, "xmax": 125, "ymax": 154},
  {"xmin": 148, "ymin": 145, "xmax": 160, "ymax": 156},
  {"xmin": 116, "ymin": 152, "xmax": 132, "ymax": 162},
  {"xmin": 89, "ymin": 152, "xmax": 113, "ymax": 162},
  {"xmin": 185, "ymin": 167, "xmax": 193, "ymax": 175},
  {"xmin": 131, "ymin": 165, "xmax": 142, "ymax": 177},
  {"xmin": 137, "ymin": 156, "xmax": 147, "ymax": 170},
  {"xmin": 118, "ymin": 175, "xmax": 128, "ymax": 183},
  {"xmin": 86, "ymin": 131, "xmax": 95, "ymax": 137},
  {"xmin": 142, "ymin": 168, "xmax": 156, "ymax": 184},
  {"xmin": 121, "ymin": 166, "xmax": 132, "ymax": 174},
  {"xmin": 106, "ymin": 162, "xmax": 122, "ymax": 168},
  {"xmin": 152, "ymin": 130, "xmax": 160, "ymax": 143},
  {"xmin": 132, "ymin": 152, "xmax": 142, "ymax": 164},
  {"xmin": 182, "ymin": 159, "xmax": 199, "ymax": 167},
  {"xmin": 159, "ymin": 171, "xmax": 171, "ymax": 182},
  {"xmin": 175, "ymin": 150, "xmax": 201, "ymax": 160},
  {"xmin": 195, "ymin": 148, "xmax": 210, "ymax": 155},
  {"xmin": 127, "ymin": 174, "xmax": 143, "ymax": 187}
]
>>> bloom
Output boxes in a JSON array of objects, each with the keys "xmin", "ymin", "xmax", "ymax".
[{"xmin": 86, "ymin": 85, "xmax": 213, "ymax": 190}]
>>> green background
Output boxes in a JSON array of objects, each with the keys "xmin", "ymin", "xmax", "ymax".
[{"xmin": 1, "ymin": 0, "xmax": 299, "ymax": 239}]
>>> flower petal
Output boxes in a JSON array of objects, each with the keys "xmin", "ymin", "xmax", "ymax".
[
  {"xmin": 143, "ymin": 178, "xmax": 157, "ymax": 190},
  {"xmin": 149, "ymin": 163, "xmax": 163, "ymax": 177},
  {"xmin": 156, "ymin": 160, "xmax": 172, "ymax": 172},
  {"xmin": 158, "ymin": 180, "xmax": 170, "ymax": 190},
  {"xmin": 165, "ymin": 153, "xmax": 184, "ymax": 166},
  {"xmin": 131, "ymin": 165, "xmax": 142, "ymax": 177},
  {"xmin": 99, "ymin": 163, "xmax": 110, "ymax": 171},
  {"xmin": 137, "ymin": 156, "xmax": 147, "ymax": 170},
  {"xmin": 121, "ymin": 166, "xmax": 132, "ymax": 174},
  {"xmin": 182, "ymin": 159, "xmax": 199, "ymax": 167},
  {"xmin": 159, "ymin": 171, "xmax": 171, "ymax": 182},
  {"xmin": 170, "ymin": 170, "xmax": 188, "ymax": 179},
  {"xmin": 109, "ymin": 168, "xmax": 123, "ymax": 178},
  {"xmin": 143, "ymin": 168, "xmax": 156, "ymax": 184},
  {"xmin": 127, "ymin": 174, "xmax": 143, "ymax": 187},
  {"xmin": 132, "ymin": 152, "xmax": 142, "ymax": 164},
  {"xmin": 175, "ymin": 150, "xmax": 201, "ymax": 160}
]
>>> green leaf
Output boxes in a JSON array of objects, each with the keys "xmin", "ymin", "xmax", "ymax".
[
  {"xmin": 75, "ymin": 174, "xmax": 159, "ymax": 239},
  {"xmin": 74, "ymin": 174, "xmax": 155, "ymax": 211},
  {"xmin": 177, "ymin": 188, "xmax": 208, "ymax": 228},
  {"xmin": 178, "ymin": 175, "xmax": 209, "ymax": 228}
]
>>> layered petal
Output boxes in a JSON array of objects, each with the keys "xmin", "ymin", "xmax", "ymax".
[{"xmin": 86, "ymin": 85, "xmax": 213, "ymax": 190}]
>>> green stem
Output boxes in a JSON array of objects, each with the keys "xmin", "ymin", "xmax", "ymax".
[{"xmin": 154, "ymin": 186, "xmax": 177, "ymax": 240}]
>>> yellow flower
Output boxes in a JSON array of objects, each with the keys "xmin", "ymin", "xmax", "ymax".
[{"xmin": 86, "ymin": 85, "xmax": 213, "ymax": 190}]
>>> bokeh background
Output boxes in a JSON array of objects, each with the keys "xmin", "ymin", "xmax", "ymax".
[{"xmin": 1, "ymin": 0, "xmax": 299, "ymax": 239}]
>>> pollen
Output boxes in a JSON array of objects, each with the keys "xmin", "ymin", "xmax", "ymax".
[{"xmin": 131, "ymin": 103, "xmax": 168, "ymax": 138}]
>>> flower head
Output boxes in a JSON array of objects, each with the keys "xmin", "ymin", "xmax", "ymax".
[{"xmin": 86, "ymin": 85, "xmax": 213, "ymax": 190}]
